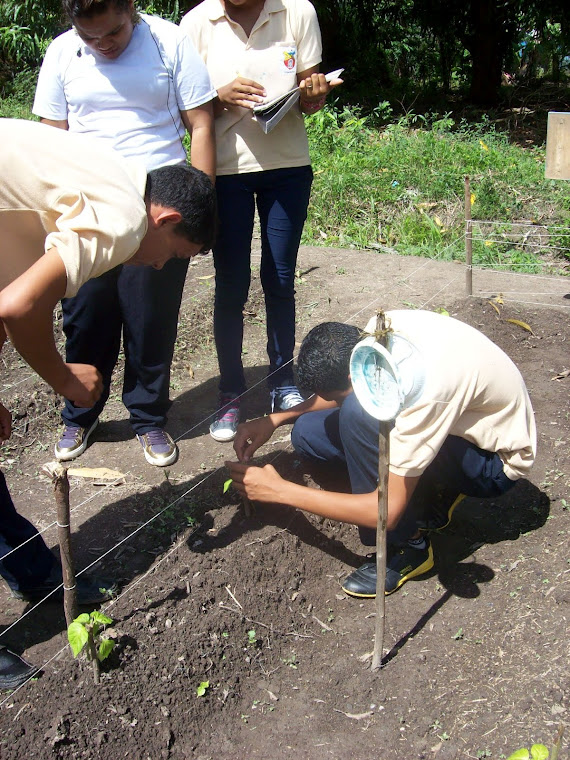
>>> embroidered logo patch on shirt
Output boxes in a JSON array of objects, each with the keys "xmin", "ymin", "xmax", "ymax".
[{"xmin": 283, "ymin": 49, "xmax": 296, "ymax": 71}]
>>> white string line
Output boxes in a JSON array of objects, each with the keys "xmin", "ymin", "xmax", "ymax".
[
  {"xmin": 475, "ymin": 289, "xmax": 568, "ymax": 296},
  {"xmin": 0, "ymin": 239, "xmax": 562, "ymax": 660},
  {"xmin": 0, "ymin": 474, "xmax": 131, "ymax": 565},
  {"xmin": 420, "ymin": 274, "xmax": 464, "ymax": 307},
  {"xmin": 0, "ymin": 372, "xmax": 37, "ymax": 394},
  {"xmin": 471, "ymin": 266, "xmax": 570, "ymax": 282},
  {"xmin": 0, "ymin": 644, "xmax": 69, "ymax": 708},
  {"xmin": 470, "ymin": 238, "xmax": 570, "ymax": 252},
  {"xmin": 471, "ymin": 298, "xmax": 570, "ymax": 309},
  {"xmin": 474, "ymin": 263, "xmax": 568, "ymax": 270},
  {"xmin": 0, "ymin": 470, "xmax": 214, "ymax": 643},
  {"xmin": 0, "ymin": 248, "xmax": 558, "ymax": 697},
  {"xmin": 471, "ymin": 220, "xmax": 570, "ymax": 231}
]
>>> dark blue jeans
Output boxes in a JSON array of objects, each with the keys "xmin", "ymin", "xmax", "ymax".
[
  {"xmin": 0, "ymin": 471, "xmax": 55, "ymax": 593},
  {"xmin": 291, "ymin": 392, "xmax": 517, "ymax": 547},
  {"xmin": 61, "ymin": 257, "xmax": 189, "ymax": 434},
  {"xmin": 213, "ymin": 165, "xmax": 313, "ymax": 394}
]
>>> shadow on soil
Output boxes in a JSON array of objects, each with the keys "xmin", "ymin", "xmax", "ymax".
[{"xmin": 1, "ymin": 449, "xmax": 549, "ymax": 673}]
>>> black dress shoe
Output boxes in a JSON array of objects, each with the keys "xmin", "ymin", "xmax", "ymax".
[
  {"xmin": 0, "ymin": 646, "xmax": 40, "ymax": 690},
  {"xmin": 12, "ymin": 565, "xmax": 118, "ymax": 605}
]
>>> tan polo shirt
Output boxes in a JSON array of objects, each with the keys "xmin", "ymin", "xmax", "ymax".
[
  {"xmin": 180, "ymin": 0, "xmax": 322, "ymax": 175},
  {"xmin": 0, "ymin": 119, "xmax": 148, "ymax": 298},
  {"xmin": 363, "ymin": 310, "xmax": 537, "ymax": 480}
]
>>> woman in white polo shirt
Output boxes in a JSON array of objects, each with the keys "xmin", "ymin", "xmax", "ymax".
[
  {"xmin": 33, "ymin": 0, "xmax": 216, "ymax": 467},
  {"xmin": 181, "ymin": 0, "xmax": 341, "ymax": 442}
]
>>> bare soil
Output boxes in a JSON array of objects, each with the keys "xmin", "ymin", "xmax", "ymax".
[{"xmin": 0, "ymin": 246, "xmax": 568, "ymax": 760}]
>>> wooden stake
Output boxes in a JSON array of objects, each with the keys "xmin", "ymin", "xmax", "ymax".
[
  {"xmin": 464, "ymin": 175, "xmax": 473, "ymax": 296},
  {"xmin": 242, "ymin": 495, "xmax": 253, "ymax": 517},
  {"xmin": 51, "ymin": 463, "xmax": 79, "ymax": 627},
  {"xmin": 465, "ymin": 176, "xmax": 473, "ymax": 296},
  {"xmin": 371, "ymin": 311, "xmax": 390, "ymax": 671}
]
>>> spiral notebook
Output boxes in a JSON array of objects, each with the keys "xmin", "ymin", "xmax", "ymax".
[{"xmin": 253, "ymin": 68, "xmax": 344, "ymax": 134}]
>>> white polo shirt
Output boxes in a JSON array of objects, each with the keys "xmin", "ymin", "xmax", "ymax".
[
  {"xmin": 180, "ymin": 0, "xmax": 322, "ymax": 175},
  {"xmin": 0, "ymin": 119, "xmax": 147, "ymax": 298},
  {"xmin": 33, "ymin": 14, "xmax": 216, "ymax": 170}
]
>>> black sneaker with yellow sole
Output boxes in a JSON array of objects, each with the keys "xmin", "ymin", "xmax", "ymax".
[
  {"xmin": 341, "ymin": 541, "xmax": 434, "ymax": 598},
  {"xmin": 417, "ymin": 493, "xmax": 466, "ymax": 532}
]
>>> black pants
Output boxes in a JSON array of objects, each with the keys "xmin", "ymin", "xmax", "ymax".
[
  {"xmin": 0, "ymin": 471, "xmax": 54, "ymax": 593},
  {"xmin": 61, "ymin": 258, "xmax": 189, "ymax": 434}
]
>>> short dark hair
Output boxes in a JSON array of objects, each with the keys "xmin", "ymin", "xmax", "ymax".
[
  {"xmin": 145, "ymin": 165, "xmax": 218, "ymax": 251},
  {"xmin": 297, "ymin": 322, "xmax": 362, "ymax": 395},
  {"xmin": 62, "ymin": 0, "xmax": 138, "ymax": 21}
]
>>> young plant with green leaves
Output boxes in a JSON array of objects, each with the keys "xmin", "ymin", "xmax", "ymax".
[
  {"xmin": 67, "ymin": 610, "xmax": 116, "ymax": 684},
  {"xmin": 506, "ymin": 745, "xmax": 549, "ymax": 760}
]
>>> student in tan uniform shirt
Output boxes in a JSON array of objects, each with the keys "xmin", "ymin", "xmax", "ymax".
[
  {"xmin": 226, "ymin": 310, "xmax": 537, "ymax": 597},
  {"xmin": 0, "ymin": 118, "xmax": 216, "ymax": 689}
]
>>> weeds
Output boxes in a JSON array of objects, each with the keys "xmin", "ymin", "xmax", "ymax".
[
  {"xmin": 2, "ymin": 76, "xmax": 568, "ymax": 274},
  {"xmin": 305, "ymin": 106, "xmax": 569, "ymax": 272}
]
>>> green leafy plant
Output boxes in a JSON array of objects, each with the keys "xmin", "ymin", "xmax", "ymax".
[
  {"xmin": 506, "ymin": 745, "xmax": 549, "ymax": 760},
  {"xmin": 223, "ymin": 478, "xmax": 233, "ymax": 494},
  {"xmin": 67, "ymin": 611, "xmax": 116, "ymax": 684}
]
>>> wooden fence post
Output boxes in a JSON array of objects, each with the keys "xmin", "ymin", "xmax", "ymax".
[
  {"xmin": 545, "ymin": 112, "xmax": 570, "ymax": 180},
  {"xmin": 371, "ymin": 311, "xmax": 390, "ymax": 670},
  {"xmin": 464, "ymin": 175, "xmax": 473, "ymax": 296}
]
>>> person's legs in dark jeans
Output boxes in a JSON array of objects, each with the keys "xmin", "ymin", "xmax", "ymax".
[
  {"xmin": 292, "ymin": 393, "xmax": 415, "ymax": 546},
  {"xmin": 293, "ymin": 392, "xmax": 516, "ymax": 544},
  {"xmin": 292, "ymin": 392, "xmax": 518, "ymax": 594},
  {"xmin": 119, "ymin": 258, "xmax": 189, "ymax": 434},
  {"xmin": 256, "ymin": 166, "xmax": 313, "ymax": 389},
  {"xmin": 212, "ymin": 174, "xmax": 256, "ymax": 397}
]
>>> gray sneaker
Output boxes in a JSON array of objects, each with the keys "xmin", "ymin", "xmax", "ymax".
[
  {"xmin": 210, "ymin": 393, "xmax": 240, "ymax": 442},
  {"xmin": 54, "ymin": 419, "xmax": 99, "ymax": 461},
  {"xmin": 270, "ymin": 385, "xmax": 304, "ymax": 413}
]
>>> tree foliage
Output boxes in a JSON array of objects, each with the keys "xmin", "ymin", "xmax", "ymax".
[{"xmin": 1, "ymin": 0, "xmax": 568, "ymax": 104}]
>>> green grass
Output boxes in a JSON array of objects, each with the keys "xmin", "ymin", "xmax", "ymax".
[
  {"xmin": 305, "ymin": 107, "xmax": 570, "ymax": 273},
  {"xmin": 2, "ymin": 75, "xmax": 568, "ymax": 274}
]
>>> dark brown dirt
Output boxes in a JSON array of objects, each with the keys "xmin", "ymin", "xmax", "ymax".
[{"xmin": 0, "ymin": 247, "xmax": 568, "ymax": 760}]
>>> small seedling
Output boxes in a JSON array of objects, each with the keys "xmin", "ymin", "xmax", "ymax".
[
  {"xmin": 282, "ymin": 653, "xmax": 298, "ymax": 669},
  {"xmin": 223, "ymin": 478, "xmax": 233, "ymax": 494},
  {"xmin": 196, "ymin": 680, "xmax": 210, "ymax": 697},
  {"xmin": 506, "ymin": 746, "xmax": 549, "ymax": 760},
  {"xmin": 247, "ymin": 629, "xmax": 257, "ymax": 646},
  {"xmin": 67, "ymin": 610, "xmax": 115, "ymax": 684}
]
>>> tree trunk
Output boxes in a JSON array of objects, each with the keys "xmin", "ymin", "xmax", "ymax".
[{"xmin": 469, "ymin": 0, "xmax": 504, "ymax": 104}]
